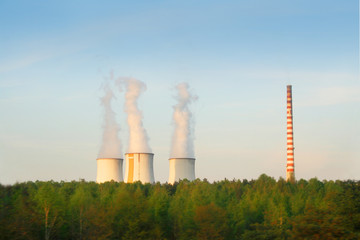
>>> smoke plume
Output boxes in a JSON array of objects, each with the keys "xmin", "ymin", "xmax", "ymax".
[
  {"xmin": 170, "ymin": 83, "xmax": 197, "ymax": 158},
  {"xmin": 98, "ymin": 82, "xmax": 122, "ymax": 158},
  {"xmin": 118, "ymin": 78, "xmax": 152, "ymax": 153}
]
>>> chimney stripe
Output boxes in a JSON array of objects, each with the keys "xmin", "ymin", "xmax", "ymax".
[{"xmin": 286, "ymin": 85, "xmax": 295, "ymax": 181}]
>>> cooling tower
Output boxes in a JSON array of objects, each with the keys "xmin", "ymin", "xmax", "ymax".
[
  {"xmin": 168, "ymin": 158, "xmax": 195, "ymax": 184},
  {"xmin": 286, "ymin": 85, "xmax": 295, "ymax": 182},
  {"xmin": 96, "ymin": 158, "xmax": 123, "ymax": 183},
  {"xmin": 124, "ymin": 153, "xmax": 155, "ymax": 183}
]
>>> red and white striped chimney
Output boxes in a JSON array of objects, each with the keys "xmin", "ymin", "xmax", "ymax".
[{"xmin": 286, "ymin": 85, "xmax": 295, "ymax": 182}]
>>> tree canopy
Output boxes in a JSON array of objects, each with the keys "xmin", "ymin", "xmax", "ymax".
[{"xmin": 1, "ymin": 175, "xmax": 359, "ymax": 239}]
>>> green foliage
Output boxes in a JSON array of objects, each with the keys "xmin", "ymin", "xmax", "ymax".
[
  {"xmin": 1, "ymin": 176, "xmax": 360, "ymax": 239},
  {"xmin": 194, "ymin": 203, "xmax": 229, "ymax": 240}
]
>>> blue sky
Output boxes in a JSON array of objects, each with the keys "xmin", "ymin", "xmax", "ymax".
[{"xmin": 0, "ymin": 0, "xmax": 359, "ymax": 184}]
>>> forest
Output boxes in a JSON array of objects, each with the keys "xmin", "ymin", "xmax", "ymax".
[{"xmin": 1, "ymin": 175, "xmax": 360, "ymax": 240}]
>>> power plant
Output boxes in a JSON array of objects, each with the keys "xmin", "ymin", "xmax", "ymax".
[
  {"xmin": 286, "ymin": 85, "xmax": 295, "ymax": 182},
  {"xmin": 96, "ymin": 158, "xmax": 123, "ymax": 183},
  {"xmin": 124, "ymin": 153, "xmax": 155, "ymax": 183},
  {"xmin": 168, "ymin": 158, "xmax": 195, "ymax": 184},
  {"xmin": 95, "ymin": 79, "xmax": 297, "ymax": 184}
]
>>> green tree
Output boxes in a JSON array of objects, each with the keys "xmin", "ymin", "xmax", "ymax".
[
  {"xmin": 194, "ymin": 203, "xmax": 229, "ymax": 240},
  {"xmin": 69, "ymin": 182, "xmax": 94, "ymax": 240},
  {"xmin": 168, "ymin": 180, "xmax": 197, "ymax": 240},
  {"xmin": 148, "ymin": 183, "xmax": 171, "ymax": 239},
  {"xmin": 290, "ymin": 205, "xmax": 353, "ymax": 240},
  {"xmin": 32, "ymin": 182, "xmax": 64, "ymax": 240}
]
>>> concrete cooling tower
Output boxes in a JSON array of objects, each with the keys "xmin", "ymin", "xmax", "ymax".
[
  {"xmin": 124, "ymin": 153, "xmax": 155, "ymax": 183},
  {"xmin": 96, "ymin": 158, "xmax": 123, "ymax": 183},
  {"xmin": 168, "ymin": 158, "xmax": 195, "ymax": 184}
]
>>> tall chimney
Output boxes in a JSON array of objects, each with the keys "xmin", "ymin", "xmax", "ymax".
[{"xmin": 286, "ymin": 85, "xmax": 295, "ymax": 182}]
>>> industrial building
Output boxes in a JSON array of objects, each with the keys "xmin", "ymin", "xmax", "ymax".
[
  {"xmin": 124, "ymin": 153, "xmax": 155, "ymax": 183},
  {"xmin": 96, "ymin": 158, "xmax": 123, "ymax": 183},
  {"xmin": 168, "ymin": 158, "xmax": 196, "ymax": 184}
]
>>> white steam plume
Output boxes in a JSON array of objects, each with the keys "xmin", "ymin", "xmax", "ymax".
[
  {"xmin": 118, "ymin": 78, "xmax": 152, "ymax": 153},
  {"xmin": 170, "ymin": 82, "xmax": 197, "ymax": 158},
  {"xmin": 98, "ymin": 82, "xmax": 122, "ymax": 158}
]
